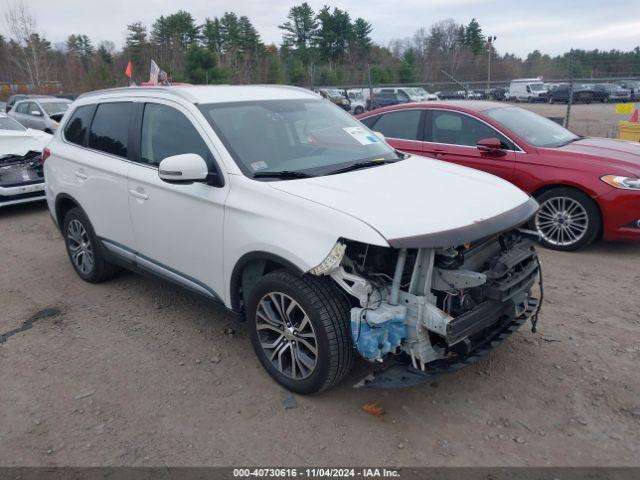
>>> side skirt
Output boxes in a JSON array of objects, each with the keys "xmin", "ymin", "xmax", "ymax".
[{"xmin": 100, "ymin": 238, "xmax": 226, "ymax": 307}]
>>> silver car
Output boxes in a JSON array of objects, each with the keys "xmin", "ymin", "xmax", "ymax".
[{"xmin": 9, "ymin": 97, "xmax": 72, "ymax": 133}]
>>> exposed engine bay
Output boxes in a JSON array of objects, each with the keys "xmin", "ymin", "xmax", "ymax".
[
  {"xmin": 313, "ymin": 230, "xmax": 542, "ymax": 387},
  {"xmin": 0, "ymin": 150, "xmax": 45, "ymax": 206}
]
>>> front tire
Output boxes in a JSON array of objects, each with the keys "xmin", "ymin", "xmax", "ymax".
[
  {"xmin": 533, "ymin": 188, "xmax": 601, "ymax": 251},
  {"xmin": 354, "ymin": 106, "xmax": 364, "ymax": 115},
  {"xmin": 247, "ymin": 270, "xmax": 354, "ymax": 394},
  {"xmin": 63, "ymin": 207, "xmax": 117, "ymax": 282}
]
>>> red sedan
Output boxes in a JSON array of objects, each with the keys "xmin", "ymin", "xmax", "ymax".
[{"xmin": 357, "ymin": 101, "xmax": 640, "ymax": 250}]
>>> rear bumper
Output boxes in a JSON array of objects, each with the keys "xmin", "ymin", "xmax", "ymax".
[
  {"xmin": 599, "ymin": 189, "xmax": 640, "ymax": 241},
  {"xmin": 355, "ymin": 297, "xmax": 539, "ymax": 389}
]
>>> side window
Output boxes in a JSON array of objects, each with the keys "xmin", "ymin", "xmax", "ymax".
[
  {"xmin": 64, "ymin": 105, "xmax": 94, "ymax": 146},
  {"xmin": 359, "ymin": 115, "xmax": 380, "ymax": 129},
  {"xmin": 29, "ymin": 103, "xmax": 42, "ymax": 116},
  {"xmin": 429, "ymin": 111, "xmax": 514, "ymax": 149},
  {"xmin": 372, "ymin": 110, "xmax": 421, "ymax": 140},
  {"xmin": 140, "ymin": 103, "xmax": 210, "ymax": 167},
  {"xmin": 89, "ymin": 102, "xmax": 132, "ymax": 157},
  {"xmin": 16, "ymin": 102, "xmax": 28, "ymax": 114}
]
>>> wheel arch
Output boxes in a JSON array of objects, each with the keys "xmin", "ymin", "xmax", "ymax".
[
  {"xmin": 230, "ymin": 251, "xmax": 305, "ymax": 314},
  {"xmin": 54, "ymin": 193, "xmax": 82, "ymax": 231}
]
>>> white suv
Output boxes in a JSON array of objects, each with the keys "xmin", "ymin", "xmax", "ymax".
[{"xmin": 44, "ymin": 85, "xmax": 542, "ymax": 394}]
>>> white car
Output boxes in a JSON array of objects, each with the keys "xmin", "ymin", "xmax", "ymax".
[
  {"xmin": 8, "ymin": 97, "xmax": 72, "ymax": 133},
  {"xmin": 44, "ymin": 85, "xmax": 542, "ymax": 394},
  {"xmin": 1, "ymin": 113, "xmax": 51, "ymax": 207},
  {"xmin": 346, "ymin": 90, "xmax": 366, "ymax": 115},
  {"xmin": 375, "ymin": 87, "xmax": 438, "ymax": 102}
]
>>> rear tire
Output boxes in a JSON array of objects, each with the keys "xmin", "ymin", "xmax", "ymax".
[
  {"xmin": 247, "ymin": 270, "xmax": 354, "ymax": 394},
  {"xmin": 533, "ymin": 188, "xmax": 601, "ymax": 251},
  {"xmin": 62, "ymin": 207, "xmax": 118, "ymax": 283},
  {"xmin": 354, "ymin": 106, "xmax": 364, "ymax": 115}
]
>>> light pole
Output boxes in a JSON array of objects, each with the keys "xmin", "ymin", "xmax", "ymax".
[{"xmin": 487, "ymin": 35, "xmax": 497, "ymax": 90}]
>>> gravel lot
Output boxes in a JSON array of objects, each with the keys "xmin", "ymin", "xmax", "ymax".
[
  {"xmin": 1, "ymin": 201, "xmax": 639, "ymax": 467},
  {"xmin": 513, "ymin": 102, "xmax": 624, "ymax": 138}
]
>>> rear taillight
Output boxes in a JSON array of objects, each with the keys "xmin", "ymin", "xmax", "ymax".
[{"xmin": 41, "ymin": 147, "xmax": 51, "ymax": 165}]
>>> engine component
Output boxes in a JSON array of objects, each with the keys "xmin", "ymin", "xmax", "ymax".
[
  {"xmin": 431, "ymin": 268, "xmax": 487, "ymax": 291},
  {"xmin": 350, "ymin": 304, "xmax": 407, "ymax": 361}
]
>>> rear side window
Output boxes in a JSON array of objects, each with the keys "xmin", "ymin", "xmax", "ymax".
[
  {"xmin": 140, "ymin": 103, "xmax": 209, "ymax": 166},
  {"xmin": 360, "ymin": 115, "xmax": 379, "ymax": 129},
  {"xmin": 89, "ymin": 102, "xmax": 132, "ymax": 157},
  {"xmin": 372, "ymin": 110, "xmax": 422, "ymax": 140},
  {"xmin": 64, "ymin": 105, "xmax": 94, "ymax": 146},
  {"xmin": 15, "ymin": 102, "xmax": 28, "ymax": 114}
]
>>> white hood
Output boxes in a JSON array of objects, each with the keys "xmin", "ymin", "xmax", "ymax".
[
  {"xmin": 268, "ymin": 156, "xmax": 537, "ymax": 248},
  {"xmin": 0, "ymin": 129, "xmax": 52, "ymax": 156}
]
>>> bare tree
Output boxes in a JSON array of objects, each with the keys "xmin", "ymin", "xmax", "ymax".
[{"xmin": 4, "ymin": 0, "xmax": 51, "ymax": 86}]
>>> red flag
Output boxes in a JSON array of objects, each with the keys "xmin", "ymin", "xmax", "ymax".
[
  {"xmin": 125, "ymin": 61, "xmax": 133, "ymax": 79},
  {"xmin": 631, "ymin": 109, "xmax": 639, "ymax": 123}
]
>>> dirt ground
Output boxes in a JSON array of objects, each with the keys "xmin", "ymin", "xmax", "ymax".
[
  {"xmin": 515, "ymin": 102, "xmax": 625, "ymax": 138},
  {"xmin": 1, "ymin": 202, "xmax": 639, "ymax": 467}
]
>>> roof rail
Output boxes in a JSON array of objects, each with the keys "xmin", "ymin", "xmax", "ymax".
[{"xmin": 77, "ymin": 86, "xmax": 198, "ymax": 103}]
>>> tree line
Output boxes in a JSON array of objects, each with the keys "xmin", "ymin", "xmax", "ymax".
[{"xmin": 1, "ymin": 1, "xmax": 640, "ymax": 96}]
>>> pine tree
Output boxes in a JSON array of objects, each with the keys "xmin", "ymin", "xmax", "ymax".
[
  {"xmin": 125, "ymin": 21, "xmax": 148, "ymax": 79},
  {"xmin": 279, "ymin": 3, "xmax": 318, "ymax": 65},
  {"xmin": 464, "ymin": 18, "xmax": 484, "ymax": 55}
]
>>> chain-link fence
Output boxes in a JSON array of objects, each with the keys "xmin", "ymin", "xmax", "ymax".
[{"xmin": 323, "ymin": 73, "xmax": 640, "ymax": 139}]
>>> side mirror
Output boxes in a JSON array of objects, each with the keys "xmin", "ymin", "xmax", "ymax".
[
  {"xmin": 158, "ymin": 153, "xmax": 209, "ymax": 183},
  {"xmin": 476, "ymin": 137, "xmax": 505, "ymax": 156},
  {"xmin": 31, "ymin": 110, "xmax": 43, "ymax": 116}
]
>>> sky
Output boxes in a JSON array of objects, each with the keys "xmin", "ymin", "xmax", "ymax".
[{"xmin": 8, "ymin": 0, "xmax": 640, "ymax": 57}]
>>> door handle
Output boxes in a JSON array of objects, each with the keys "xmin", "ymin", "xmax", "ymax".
[
  {"xmin": 129, "ymin": 188, "xmax": 149, "ymax": 200},
  {"xmin": 74, "ymin": 170, "xmax": 88, "ymax": 180}
]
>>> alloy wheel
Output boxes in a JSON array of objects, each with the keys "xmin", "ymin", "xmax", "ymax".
[
  {"xmin": 67, "ymin": 219, "xmax": 95, "ymax": 275},
  {"xmin": 535, "ymin": 196, "xmax": 589, "ymax": 247},
  {"xmin": 255, "ymin": 292, "xmax": 318, "ymax": 380}
]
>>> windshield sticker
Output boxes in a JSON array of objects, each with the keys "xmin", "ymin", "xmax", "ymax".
[
  {"xmin": 343, "ymin": 127, "xmax": 379, "ymax": 145},
  {"xmin": 250, "ymin": 161, "xmax": 268, "ymax": 171}
]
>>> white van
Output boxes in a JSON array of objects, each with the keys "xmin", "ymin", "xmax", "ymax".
[{"xmin": 508, "ymin": 79, "xmax": 547, "ymax": 102}]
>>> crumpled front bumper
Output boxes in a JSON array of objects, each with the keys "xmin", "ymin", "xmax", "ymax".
[{"xmin": 354, "ymin": 296, "xmax": 540, "ymax": 389}]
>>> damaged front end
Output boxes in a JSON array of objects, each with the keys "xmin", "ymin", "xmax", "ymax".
[
  {"xmin": 313, "ymin": 229, "xmax": 542, "ymax": 389},
  {"xmin": 0, "ymin": 150, "xmax": 46, "ymax": 207}
]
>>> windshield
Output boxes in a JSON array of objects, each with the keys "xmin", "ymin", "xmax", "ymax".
[
  {"xmin": 529, "ymin": 83, "xmax": 544, "ymax": 91},
  {"xmin": 199, "ymin": 99, "xmax": 398, "ymax": 178},
  {"xmin": 324, "ymin": 89, "xmax": 344, "ymax": 98},
  {"xmin": 0, "ymin": 115, "xmax": 26, "ymax": 131},
  {"xmin": 485, "ymin": 106, "xmax": 579, "ymax": 148},
  {"xmin": 41, "ymin": 101, "xmax": 70, "ymax": 115}
]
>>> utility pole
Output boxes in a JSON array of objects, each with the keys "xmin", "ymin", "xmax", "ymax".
[
  {"xmin": 367, "ymin": 64, "xmax": 373, "ymax": 111},
  {"xmin": 565, "ymin": 53, "xmax": 574, "ymax": 128},
  {"xmin": 486, "ymin": 35, "xmax": 497, "ymax": 90}
]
